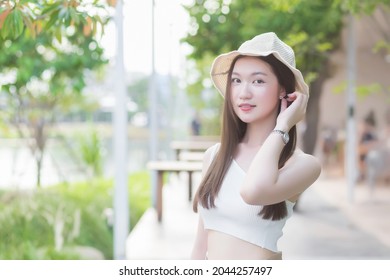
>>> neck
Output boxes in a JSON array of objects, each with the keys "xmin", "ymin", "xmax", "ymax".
[{"xmin": 241, "ymin": 119, "xmax": 276, "ymax": 147}]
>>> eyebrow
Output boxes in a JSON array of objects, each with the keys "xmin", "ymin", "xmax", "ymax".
[{"xmin": 232, "ymin": 71, "xmax": 268, "ymax": 76}]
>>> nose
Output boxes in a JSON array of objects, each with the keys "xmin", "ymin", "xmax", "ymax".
[{"xmin": 238, "ymin": 83, "xmax": 252, "ymax": 100}]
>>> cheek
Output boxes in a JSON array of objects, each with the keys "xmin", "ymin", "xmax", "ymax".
[
  {"xmin": 230, "ymin": 87, "xmax": 239, "ymax": 100},
  {"xmin": 256, "ymin": 94, "xmax": 281, "ymax": 116},
  {"xmin": 257, "ymin": 91, "xmax": 279, "ymax": 106},
  {"xmin": 262, "ymin": 85, "xmax": 280, "ymax": 106}
]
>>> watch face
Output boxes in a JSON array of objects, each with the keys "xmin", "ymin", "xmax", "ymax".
[{"xmin": 283, "ymin": 133, "xmax": 289, "ymax": 144}]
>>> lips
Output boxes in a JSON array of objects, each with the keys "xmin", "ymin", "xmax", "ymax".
[{"xmin": 238, "ymin": 103, "xmax": 256, "ymax": 112}]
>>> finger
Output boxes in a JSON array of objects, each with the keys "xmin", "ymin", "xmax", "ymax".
[
  {"xmin": 302, "ymin": 94, "xmax": 309, "ymax": 112},
  {"xmin": 280, "ymin": 97, "xmax": 288, "ymax": 112},
  {"xmin": 297, "ymin": 93, "xmax": 308, "ymax": 112},
  {"xmin": 285, "ymin": 93, "xmax": 297, "ymax": 102}
]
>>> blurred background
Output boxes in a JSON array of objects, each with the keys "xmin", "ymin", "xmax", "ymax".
[{"xmin": 0, "ymin": 0, "xmax": 389, "ymax": 260}]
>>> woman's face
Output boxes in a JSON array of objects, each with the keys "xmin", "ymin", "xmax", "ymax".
[{"xmin": 230, "ymin": 56, "xmax": 283, "ymax": 124}]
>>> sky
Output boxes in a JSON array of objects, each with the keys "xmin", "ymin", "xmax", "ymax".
[{"xmin": 101, "ymin": 0, "xmax": 193, "ymax": 76}]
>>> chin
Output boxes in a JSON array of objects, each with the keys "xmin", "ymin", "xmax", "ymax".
[{"xmin": 238, "ymin": 116, "xmax": 255, "ymax": 124}]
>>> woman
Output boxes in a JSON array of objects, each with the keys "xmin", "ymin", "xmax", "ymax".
[
  {"xmin": 357, "ymin": 111, "xmax": 378, "ymax": 181},
  {"xmin": 191, "ymin": 32, "xmax": 321, "ymax": 260}
]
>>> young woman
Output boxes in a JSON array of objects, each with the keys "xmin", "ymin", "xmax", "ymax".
[{"xmin": 191, "ymin": 32, "xmax": 321, "ymax": 260}]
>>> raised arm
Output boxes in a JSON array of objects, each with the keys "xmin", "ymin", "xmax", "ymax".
[{"xmin": 240, "ymin": 92, "xmax": 321, "ymax": 205}]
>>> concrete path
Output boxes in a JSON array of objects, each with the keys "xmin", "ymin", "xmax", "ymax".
[
  {"xmin": 126, "ymin": 173, "xmax": 198, "ymax": 259},
  {"xmin": 280, "ymin": 177, "xmax": 390, "ymax": 259}
]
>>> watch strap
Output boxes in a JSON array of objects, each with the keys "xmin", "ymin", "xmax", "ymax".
[{"xmin": 271, "ymin": 129, "xmax": 289, "ymax": 144}]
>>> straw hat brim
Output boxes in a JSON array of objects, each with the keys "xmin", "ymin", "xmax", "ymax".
[{"xmin": 210, "ymin": 50, "xmax": 309, "ymax": 97}]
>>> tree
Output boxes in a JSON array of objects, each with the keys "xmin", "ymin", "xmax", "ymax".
[
  {"xmin": 337, "ymin": 0, "xmax": 390, "ymax": 14},
  {"xmin": 127, "ymin": 76, "xmax": 149, "ymax": 117},
  {"xmin": 0, "ymin": 0, "xmax": 113, "ymax": 40},
  {"xmin": 343, "ymin": 0, "xmax": 390, "ymax": 62},
  {"xmin": 0, "ymin": 0, "xmax": 111, "ymax": 187},
  {"xmin": 182, "ymin": 0, "xmax": 389, "ymax": 154}
]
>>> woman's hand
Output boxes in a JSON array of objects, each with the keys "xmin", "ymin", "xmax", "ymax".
[{"xmin": 276, "ymin": 92, "xmax": 308, "ymax": 131}]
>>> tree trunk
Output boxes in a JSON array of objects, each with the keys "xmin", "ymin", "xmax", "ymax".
[
  {"xmin": 35, "ymin": 120, "xmax": 46, "ymax": 188},
  {"xmin": 302, "ymin": 63, "xmax": 330, "ymax": 155},
  {"xmin": 36, "ymin": 154, "xmax": 42, "ymax": 188}
]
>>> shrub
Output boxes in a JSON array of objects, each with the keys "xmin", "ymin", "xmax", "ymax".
[{"xmin": 0, "ymin": 171, "xmax": 150, "ymax": 259}]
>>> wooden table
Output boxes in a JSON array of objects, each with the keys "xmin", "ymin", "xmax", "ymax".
[{"xmin": 147, "ymin": 160, "xmax": 203, "ymax": 222}]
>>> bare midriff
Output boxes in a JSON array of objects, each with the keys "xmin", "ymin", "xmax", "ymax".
[{"xmin": 207, "ymin": 230, "xmax": 282, "ymax": 260}]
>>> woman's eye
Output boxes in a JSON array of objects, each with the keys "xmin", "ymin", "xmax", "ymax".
[
  {"xmin": 254, "ymin": 79, "xmax": 264, "ymax": 84},
  {"xmin": 231, "ymin": 78, "xmax": 240, "ymax": 83}
]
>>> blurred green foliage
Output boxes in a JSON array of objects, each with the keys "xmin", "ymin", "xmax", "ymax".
[
  {"xmin": 0, "ymin": 8, "xmax": 108, "ymax": 187},
  {"xmin": 0, "ymin": 0, "xmax": 112, "ymax": 40},
  {"xmin": 0, "ymin": 170, "xmax": 150, "ymax": 260},
  {"xmin": 76, "ymin": 128, "xmax": 104, "ymax": 178},
  {"xmin": 335, "ymin": 0, "xmax": 390, "ymax": 14}
]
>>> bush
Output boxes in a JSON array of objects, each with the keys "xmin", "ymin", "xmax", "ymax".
[{"xmin": 0, "ymin": 171, "xmax": 150, "ymax": 260}]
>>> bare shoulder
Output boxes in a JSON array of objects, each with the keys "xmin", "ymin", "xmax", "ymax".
[
  {"xmin": 202, "ymin": 143, "xmax": 221, "ymax": 175},
  {"xmin": 203, "ymin": 143, "xmax": 221, "ymax": 161}
]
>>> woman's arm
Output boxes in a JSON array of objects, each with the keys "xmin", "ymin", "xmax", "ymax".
[{"xmin": 240, "ymin": 92, "xmax": 321, "ymax": 205}]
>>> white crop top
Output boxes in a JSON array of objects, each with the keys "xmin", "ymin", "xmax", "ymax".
[{"xmin": 198, "ymin": 143, "xmax": 295, "ymax": 252}]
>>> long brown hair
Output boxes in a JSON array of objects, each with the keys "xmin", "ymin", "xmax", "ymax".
[{"xmin": 193, "ymin": 54, "xmax": 297, "ymax": 220}]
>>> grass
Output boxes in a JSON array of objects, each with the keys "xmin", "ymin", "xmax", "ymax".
[{"xmin": 0, "ymin": 170, "xmax": 151, "ymax": 260}]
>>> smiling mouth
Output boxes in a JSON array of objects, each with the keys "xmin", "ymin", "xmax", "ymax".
[
  {"xmin": 238, "ymin": 104, "xmax": 256, "ymax": 111},
  {"xmin": 239, "ymin": 104, "xmax": 256, "ymax": 108}
]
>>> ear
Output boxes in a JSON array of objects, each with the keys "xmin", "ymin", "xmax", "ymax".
[{"xmin": 278, "ymin": 87, "xmax": 286, "ymax": 99}]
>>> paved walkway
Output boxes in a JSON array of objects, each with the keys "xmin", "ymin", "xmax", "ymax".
[
  {"xmin": 126, "ymin": 170, "xmax": 390, "ymax": 260},
  {"xmin": 126, "ymin": 173, "xmax": 198, "ymax": 259},
  {"xmin": 280, "ymin": 174, "xmax": 390, "ymax": 259}
]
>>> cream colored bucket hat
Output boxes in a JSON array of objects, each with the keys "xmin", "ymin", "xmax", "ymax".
[{"xmin": 210, "ymin": 32, "xmax": 309, "ymax": 97}]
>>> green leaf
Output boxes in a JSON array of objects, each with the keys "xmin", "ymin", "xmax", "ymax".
[
  {"xmin": 68, "ymin": 8, "xmax": 80, "ymax": 26},
  {"xmin": 3, "ymin": 9, "xmax": 24, "ymax": 39},
  {"xmin": 45, "ymin": 9, "xmax": 59, "ymax": 30},
  {"xmin": 58, "ymin": 7, "xmax": 69, "ymax": 23},
  {"xmin": 22, "ymin": 12, "xmax": 36, "ymax": 38},
  {"xmin": 316, "ymin": 42, "xmax": 333, "ymax": 52},
  {"xmin": 356, "ymin": 83, "xmax": 382, "ymax": 98},
  {"xmin": 1, "ymin": 20, "xmax": 10, "ymax": 39},
  {"xmin": 333, "ymin": 82, "xmax": 347, "ymax": 95},
  {"xmin": 54, "ymin": 27, "xmax": 62, "ymax": 43},
  {"xmin": 41, "ymin": 2, "xmax": 62, "ymax": 15},
  {"xmin": 92, "ymin": 18, "xmax": 98, "ymax": 36}
]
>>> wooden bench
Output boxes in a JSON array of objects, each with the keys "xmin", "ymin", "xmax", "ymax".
[
  {"xmin": 170, "ymin": 140, "xmax": 216, "ymax": 159},
  {"xmin": 178, "ymin": 151, "xmax": 204, "ymax": 162},
  {"xmin": 188, "ymin": 135, "xmax": 220, "ymax": 142},
  {"xmin": 147, "ymin": 160, "xmax": 203, "ymax": 222}
]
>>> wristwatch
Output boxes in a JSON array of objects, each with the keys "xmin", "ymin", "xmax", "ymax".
[{"xmin": 272, "ymin": 129, "xmax": 289, "ymax": 144}]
